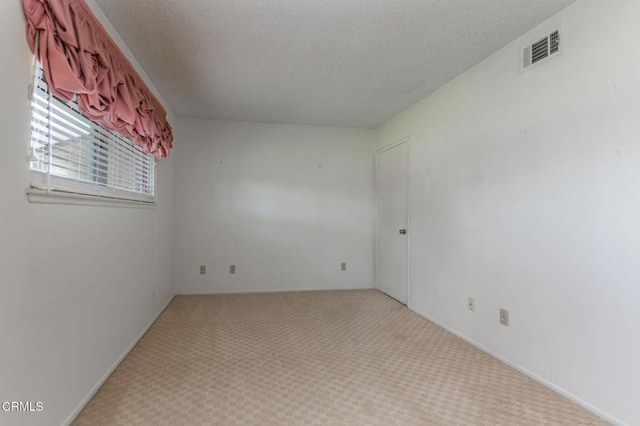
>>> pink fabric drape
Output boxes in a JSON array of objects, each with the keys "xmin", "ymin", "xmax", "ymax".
[{"xmin": 23, "ymin": 0, "xmax": 173, "ymax": 159}]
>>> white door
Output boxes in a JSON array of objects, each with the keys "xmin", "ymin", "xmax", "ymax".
[{"xmin": 376, "ymin": 140, "xmax": 409, "ymax": 304}]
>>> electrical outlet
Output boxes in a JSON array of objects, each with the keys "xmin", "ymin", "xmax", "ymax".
[
  {"xmin": 341, "ymin": 262, "xmax": 347, "ymax": 271},
  {"xmin": 200, "ymin": 265, "xmax": 206, "ymax": 275},
  {"xmin": 468, "ymin": 297, "xmax": 475, "ymax": 312},
  {"xmin": 500, "ymin": 308, "xmax": 509, "ymax": 326},
  {"xmin": 230, "ymin": 265, "xmax": 236, "ymax": 274}
]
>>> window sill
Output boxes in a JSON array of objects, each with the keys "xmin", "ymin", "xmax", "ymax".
[{"xmin": 26, "ymin": 188, "xmax": 156, "ymax": 209}]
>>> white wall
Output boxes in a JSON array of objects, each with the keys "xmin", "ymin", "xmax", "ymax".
[
  {"xmin": 175, "ymin": 119, "xmax": 375, "ymax": 294},
  {"xmin": 0, "ymin": 2, "xmax": 175, "ymax": 425},
  {"xmin": 377, "ymin": 0, "xmax": 640, "ymax": 424}
]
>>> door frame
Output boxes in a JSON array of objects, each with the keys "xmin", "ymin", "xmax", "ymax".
[{"xmin": 375, "ymin": 137, "xmax": 411, "ymax": 305}]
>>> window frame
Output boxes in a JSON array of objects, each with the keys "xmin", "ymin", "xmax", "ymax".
[{"xmin": 28, "ymin": 62, "xmax": 157, "ymax": 206}]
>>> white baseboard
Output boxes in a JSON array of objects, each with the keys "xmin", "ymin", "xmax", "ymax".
[
  {"xmin": 176, "ymin": 286, "xmax": 373, "ymax": 296},
  {"xmin": 407, "ymin": 304, "xmax": 626, "ymax": 426},
  {"xmin": 62, "ymin": 295, "xmax": 175, "ymax": 426}
]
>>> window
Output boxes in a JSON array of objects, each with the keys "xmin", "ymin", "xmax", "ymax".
[{"xmin": 29, "ymin": 64, "xmax": 156, "ymax": 203}]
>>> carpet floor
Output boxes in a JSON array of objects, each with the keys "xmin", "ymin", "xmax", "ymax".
[{"xmin": 73, "ymin": 290, "xmax": 605, "ymax": 425}]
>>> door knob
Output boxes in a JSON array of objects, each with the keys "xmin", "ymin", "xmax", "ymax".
[{"xmin": 399, "ymin": 229, "xmax": 407, "ymax": 235}]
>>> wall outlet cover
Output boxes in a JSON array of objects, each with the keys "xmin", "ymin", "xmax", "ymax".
[{"xmin": 500, "ymin": 308, "xmax": 509, "ymax": 326}]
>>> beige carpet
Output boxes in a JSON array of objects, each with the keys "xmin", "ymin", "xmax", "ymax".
[{"xmin": 73, "ymin": 290, "xmax": 604, "ymax": 425}]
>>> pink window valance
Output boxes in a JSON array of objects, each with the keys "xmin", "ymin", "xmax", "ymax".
[{"xmin": 23, "ymin": 0, "xmax": 173, "ymax": 159}]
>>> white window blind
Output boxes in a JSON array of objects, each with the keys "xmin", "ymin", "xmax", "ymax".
[{"xmin": 29, "ymin": 63, "xmax": 156, "ymax": 203}]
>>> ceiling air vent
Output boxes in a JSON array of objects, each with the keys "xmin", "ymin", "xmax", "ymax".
[{"xmin": 522, "ymin": 29, "xmax": 560, "ymax": 70}]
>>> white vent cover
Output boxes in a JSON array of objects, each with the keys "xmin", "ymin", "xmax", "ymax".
[{"xmin": 522, "ymin": 29, "xmax": 560, "ymax": 70}]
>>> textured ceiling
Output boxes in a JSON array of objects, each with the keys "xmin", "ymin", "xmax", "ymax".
[{"xmin": 94, "ymin": 0, "xmax": 575, "ymax": 128}]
